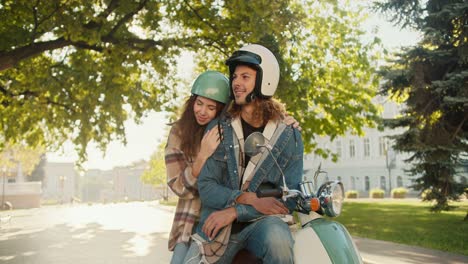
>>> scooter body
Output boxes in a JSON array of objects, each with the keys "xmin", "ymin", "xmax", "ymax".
[
  {"xmin": 242, "ymin": 132, "xmax": 363, "ymax": 264},
  {"xmin": 293, "ymin": 212, "xmax": 362, "ymax": 264}
]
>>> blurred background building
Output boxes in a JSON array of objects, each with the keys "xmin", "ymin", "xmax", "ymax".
[{"xmin": 303, "ymin": 96, "xmax": 467, "ymax": 197}]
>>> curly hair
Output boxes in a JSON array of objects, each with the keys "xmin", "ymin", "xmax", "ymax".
[
  {"xmin": 229, "ymin": 98, "xmax": 286, "ymax": 126},
  {"xmin": 172, "ymin": 95, "xmax": 225, "ymax": 160}
]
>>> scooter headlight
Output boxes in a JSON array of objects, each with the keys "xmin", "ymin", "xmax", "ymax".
[{"xmin": 318, "ymin": 181, "xmax": 344, "ymax": 217}]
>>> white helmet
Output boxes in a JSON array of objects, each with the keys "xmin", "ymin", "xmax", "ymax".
[{"xmin": 225, "ymin": 44, "xmax": 280, "ymax": 102}]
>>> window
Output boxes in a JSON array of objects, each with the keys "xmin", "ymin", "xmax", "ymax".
[
  {"xmin": 336, "ymin": 140, "xmax": 342, "ymax": 158},
  {"xmin": 379, "ymin": 137, "xmax": 386, "ymax": 156},
  {"xmin": 397, "ymin": 176, "xmax": 403, "ymax": 187},
  {"xmin": 364, "ymin": 138, "xmax": 370, "ymax": 157},
  {"xmin": 351, "ymin": 176, "xmax": 356, "ymax": 190},
  {"xmin": 349, "ymin": 139, "xmax": 355, "ymax": 158},
  {"xmin": 365, "ymin": 176, "xmax": 370, "ymax": 191},
  {"xmin": 380, "ymin": 176, "xmax": 386, "ymax": 191}
]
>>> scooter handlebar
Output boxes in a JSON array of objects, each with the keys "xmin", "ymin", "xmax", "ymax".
[{"xmin": 256, "ymin": 188, "xmax": 283, "ymax": 198}]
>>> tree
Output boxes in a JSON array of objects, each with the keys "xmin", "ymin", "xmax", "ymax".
[
  {"xmin": 141, "ymin": 140, "xmax": 167, "ymax": 200},
  {"xmin": 0, "ymin": 143, "xmax": 44, "ymax": 177},
  {"xmin": 0, "ymin": 0, "xmax": 185, "ymax": 163},
  {"xmin": 30, "ymin": 154, "xmax": 47, "ymax": 182},
  {"xmin": 1, "ymin": 0, "xmax": 381, "ymax": 163},
  {"xmin": 131, "ymin": 0, "xmax": 383, "ymax": 158},
  {"xmin": 375, "ymin": 0, "xmax": 468, "ymax": 211}
]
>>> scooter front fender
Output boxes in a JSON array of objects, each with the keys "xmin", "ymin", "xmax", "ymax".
[{"xmin": 294, "ymin": 218, "xmax": 362, "ymax": 264}]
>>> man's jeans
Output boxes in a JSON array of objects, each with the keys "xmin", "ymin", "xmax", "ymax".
[{"xmin": 184, "ymin": 216, "xmax": 294, "ymax": 264}]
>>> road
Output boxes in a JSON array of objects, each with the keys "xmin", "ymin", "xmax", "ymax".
[
  {"xmin": 1, "ymin": 201, "xmax": 467, "ymax": 264},
  {"xmin": 0, "ymin": 202, "xmax": 173, "ymax": 264}
]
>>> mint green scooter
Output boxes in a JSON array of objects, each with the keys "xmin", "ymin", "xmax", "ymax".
[{"xmin": 245, "ymin": 132, "xmax": 363, "ymax": 264}]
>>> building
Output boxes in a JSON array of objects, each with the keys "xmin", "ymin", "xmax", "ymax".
[
  {"xmin": 1, "ymin": 161, "xmax": 42, "ymax": 209},
  {"xmin": 82, "ymin": 160, "xmax": 160, "ymax": 203},
  {"xmin": 303, "ymin": 97, "xmax": 416, "ymax": 197},
  {"xmin": 42, "ymin": 162, "xmax": 79, "ymax": 203}
]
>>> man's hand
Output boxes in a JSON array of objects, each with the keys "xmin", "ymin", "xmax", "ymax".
[
  {"xmin": 251, "ymin": 197, "xmax": 289, "ymax": 215},
  {"xmin": 236, "ymin": 192, "xmax": 289, "ymax": 215},
  {"xmin": 202, "ymin": 207, "xmax": 237, "ymax": 240}
]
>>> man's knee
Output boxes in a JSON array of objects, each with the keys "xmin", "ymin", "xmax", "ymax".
[
  {"xmin": 262, "ymin": 217, "xmax": 294, "ymax": 242},
  {"xmin": 264, "ymin": 225, "xmax": 293, "ymax": 260},
  {"xmin": 255, "ymin": 217, "xmax": 294, "ymax": 263}
]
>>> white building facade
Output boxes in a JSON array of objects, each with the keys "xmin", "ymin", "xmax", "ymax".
[
  {"xmin": 303, "ymin": 97, "xmax": 417, "ymax": 197},
  {"xmin": 43, "ymin": 162, "xmax": 78, "ymax": 203}
]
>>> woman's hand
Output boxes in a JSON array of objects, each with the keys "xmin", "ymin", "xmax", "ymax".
[
  {"xmin": 199, "ymin": 128, "xmax": 222, "ymax": 159},
  {"xmin": 192, "ymin": 128, "xmax": 223, "ymax": 178},
  {"xmin": 284, "ymin": 114, "xmax": 301, "ymax": 131}
]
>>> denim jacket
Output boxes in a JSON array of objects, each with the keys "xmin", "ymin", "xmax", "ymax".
[{"xmin": 195, "ymin": 116, "xmax": 304, "ymax": 241}]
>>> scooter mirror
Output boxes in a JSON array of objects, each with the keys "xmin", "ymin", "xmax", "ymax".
[{"xmin": 244, "ymin": 132, "xmax": 265, "ymax": 157}]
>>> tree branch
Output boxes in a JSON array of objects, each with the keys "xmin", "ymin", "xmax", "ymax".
[
  {"xmin": 183, "ymin": 0, "xmax": 218, "ymax": 32},
  {"xmin": 0, "ymin": 38, "xmax": 68, "ymax": 71},
  {"xmin": 182, "ymin": 0, "xmax": 228, "ymax": 53},
  {"xmin": 451, "ymin": 113, "xmax": 468, "ymax": 141},
  {"xmin": 0, "ymin": 82, "xmax": 71, "ymax": 111},
  {"xmin": 101, "ymin": 35, "xmax": 197, "ymax": 51},
  {"xmin": 31, "ymin": 0, "xmax": 40, "ymax": 42},
  {"xmin": 108, "ymin": 0, "xmax": 148, "ymax": 36},
  {"xmin": 100, "ymin": 0, "xmax": 120, "ymax": 20},
  {"xmin": 0, "ymin": 37, "xmax": 107, "ymax": 71},
  {"xmin": 31, "ymin": 0, "xmax": 62, "ymax": 43}
]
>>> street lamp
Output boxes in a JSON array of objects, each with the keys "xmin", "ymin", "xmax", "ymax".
[
  {"xmin": 59, "ymin": 175, "xmax": 66, "ymax": 204},
  {"xmin": 1, "ymin": 166, "xmax": 6, "ymax": 210},
  {"xmin": 385, "ymin": 139, "xmax": 396, "ymax": 197},
  {"xmin": 1, "ymin": 151, "xmax": 12, "ymax": 210},
  {"xmin": 109, "ymin": 180, "xmax": 114, "ymax": 202}
]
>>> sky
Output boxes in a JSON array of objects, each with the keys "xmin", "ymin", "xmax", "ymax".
[{"xmin": 46, "ymin": 8, "xmax": 421, "ymax": 171}]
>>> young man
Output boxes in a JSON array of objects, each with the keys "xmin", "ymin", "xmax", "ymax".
[{"xmin": 184, "ymin": 44, "xmax": 304, "ymax": 264}]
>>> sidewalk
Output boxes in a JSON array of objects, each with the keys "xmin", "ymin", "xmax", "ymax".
[{"xmin": 354, "ymin": 237, "xmax": 468, "ymax": 264}]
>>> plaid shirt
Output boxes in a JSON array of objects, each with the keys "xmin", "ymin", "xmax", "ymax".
[{"xmin": 165, "ymin": 125, "xmax": 201, "ymax": 251}]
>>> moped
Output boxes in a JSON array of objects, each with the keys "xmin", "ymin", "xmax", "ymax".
[{"xmin": 234, "ymin": 131, "xmax": 362, "ymax": 264}]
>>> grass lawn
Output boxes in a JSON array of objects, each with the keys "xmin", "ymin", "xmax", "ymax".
[{"xmin": 336, "ymin": 199, "xmax": 468, "ymax": 256}]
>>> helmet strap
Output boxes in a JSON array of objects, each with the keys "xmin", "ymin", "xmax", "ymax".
[
  {"xmin": 246, "ymin": 92, "xmax": 256, "ymax": 103},
  {"xmin": 246, "ymin": 67, "xmax": 263, "ymax": 103}
]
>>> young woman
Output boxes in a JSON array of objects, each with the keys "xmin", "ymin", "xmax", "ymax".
[{"xmin": 165, "ymin": 70, "xmax": 231, "ymax": 264}]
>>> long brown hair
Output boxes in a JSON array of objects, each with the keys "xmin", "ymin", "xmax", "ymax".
[
  {"xmin": 174, "ymin": 95, "xmax": 225, "ymax": 160},
  {"xmin": 229, "ymin": 98, "xmax": 285, "ymax": 126}
]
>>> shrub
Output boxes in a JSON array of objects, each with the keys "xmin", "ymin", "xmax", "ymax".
[
  {"xmin": 420, "ymin": 188, "xmax": 433, "ymax": 200},
  {"xmin": 370, "ymin": 188, "xmax": 385, "ymax": 198},
  {"xmin": 391, "ymin": 187, "xmax": 408, "ymax": 198},
  {"xmin": 346, "ymin": 190, "xmax": 359, "ymax": 199}
]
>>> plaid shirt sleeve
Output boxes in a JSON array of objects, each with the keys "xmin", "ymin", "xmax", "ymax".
[{"xmin": 165, "ymin": 126, "xmax": 199, "ymax": 199}]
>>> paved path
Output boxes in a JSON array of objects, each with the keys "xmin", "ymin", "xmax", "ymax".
[
  {"xmin": 0, "ymin": 202, "xmax": 173, "ymax": 263},
  {"xmin": 355, "ymin": 237, "xmax": 468, "ymax": 264},
  {"xmin": 0, "ymin": 201, "xmax": 466, "ymax": 264}
]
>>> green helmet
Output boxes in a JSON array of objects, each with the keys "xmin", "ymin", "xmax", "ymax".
[{"xmin": 190, "ymin": 71, "xmax": 231, "ymax": 104}]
